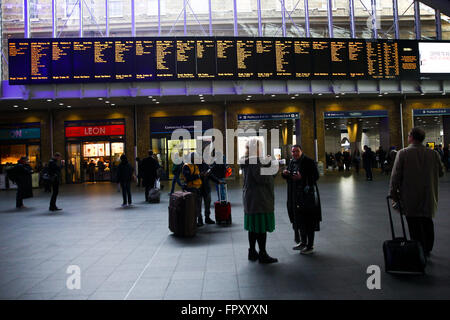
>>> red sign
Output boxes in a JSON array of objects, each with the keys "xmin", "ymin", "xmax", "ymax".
[{"xmin": 65, "ymin": 124, "xmax": 125, "ymax": 137}]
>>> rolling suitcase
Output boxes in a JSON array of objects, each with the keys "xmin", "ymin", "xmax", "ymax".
[
  {"xmin": 148, "ymin": 179, "xmax": 161, "ymax": 203},
  {"xmin": 383, "ymin": 196, "xmax": 426, "ymax": 274},
  {"xmin": 168, "ymin": 191, "xmax": 197, "ymax": 236},
  {"xmin": 215, "ymin": 184, "xmax": 231, "ymax": 225}
]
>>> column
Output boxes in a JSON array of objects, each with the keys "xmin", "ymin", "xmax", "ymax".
[{"xmin": 347, "ymin": 119, "xmax": 363, "ymax": 152}]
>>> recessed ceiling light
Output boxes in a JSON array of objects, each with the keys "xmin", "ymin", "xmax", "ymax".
[
  {"xmin": 105, "ymin": 101, "xmax": 110, "ymax": 104},
  {"xmin": 98, "ymin": 97, "xmax": 103, "ymax": 100},
  {"xmin": 384, "ymin": 92, "xmax": 388, "ymax": 95},
  {"xmin": 318, "ymin": 93, "xmax": 322, "ymax": 96},
  {"xmin": 67, "ymin": 106, "xmax": 71, "ymax": 108},
  {"xmin": 291, "ymin": 97, "xmax": 295, "ymax": 99},
  {"xmin": 156, "ymin": 101, "xmax": 160, "ymax": 104},
  {"xmin": 199, "ymin": 94, "xmax": 203, "ymax": 97},
  {"xmin": 336, "ymin": 96, "xmax": 339, "ymax": 98},
  {"xmin": 59, "ymin": 103, "xmax": 64, "ymax": 105},
  {"xmin": 295, "ymin": 94, "xmax": 299, "ymax": 97},
  {"xmin": 378, "ymin": 94, "xmax": 383, "ymax": 97},
  {"xmin": 421, "ymin": 93, "xmax": 425, "ymax": 95},
  {"xmin": 341, "ymin": 93, "xmax": 345, "ymax": 95},
  {"xmin": 271, "ymin": 94, "xmax": 276, "ymax": 97},
  {"xmin": 24, "ymin": 107, "xmax": 28, "ymax": 110},
  {"xmin": 111, "ymin": 104, "xmax": 115, "ymax": 106},
  {"xmin": 247, "ymin": 95, "xmax": 252, "ymax": 98},
  {"xmin": 148, "ymin": 96, "xmax": 152, "ymax": 98},
  {"xmin": 152, "ymin": 99, "xmax": 157, "ymax": 101},
  {"xmin": 13, "ymin": 105, "xmax": 18, "ymax": 108},
  {"xmin": 47, "ymin": 99, "xmax": 52, "ymax": 102}
]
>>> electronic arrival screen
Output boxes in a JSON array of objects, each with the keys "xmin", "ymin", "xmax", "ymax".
[
  {"xmin": 312, "ymin": 40, "xmax": 331, "ymax": 78},
  {"xmin": 236, "ymin": 39, "xmax": 256, "ymax": 79},
  {"xmin": 8, "ymin": 40, "xmax": 30, "ymax": 84},
  {"xmin": 73, "ymin": 40, "xmax": 94, "ymax": 81},
  {"xmin": 30, "ymin": 40, "xmax": 52, "ymax": 83},
  {"xmin": 293, "ymin": 40, "xmax": 312, "ymax": 79},
  {"xmin": 135, "ymin": 39, "xmax": 156, "ymax": 81},
  {"xmin": 176, "ymin": 38, "xmax": 196, "ymax": 79},
  {"xmin": 196, "ymin": 39, "xmax": 216, "ymax": 79},
  {"xmin": 275, "ymin": 39, "xmax": 294, "ymax": 78},
  {"xmin": 52, "ymin": 40, "xmax": 72, "ymax": 81},
  {"xmin": 115, "ymin": 39, "xmax": 135, "ymax": 81},
  {"xmin": 155, "ymin": 39, "xmax": 176, "ymax": 80},
  {"xmin": 8, "ymin": 37, "xmax": 448, "ymax": 84},
  {"xmin": 216, "ymin": 38, "xmax": 237, "ymax": 79},
  {"xmin": 255, "ymin": 39, "xmax": 275, "ymax": 79}
]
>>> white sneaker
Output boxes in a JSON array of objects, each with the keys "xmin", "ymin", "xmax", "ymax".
[
  {"xmin": 293, "ymin": 243, "xmax": 307, "ymax": 251},
  {"xmin": 300, "ymin": 247, "xmax": 314, "ymax": 255}
]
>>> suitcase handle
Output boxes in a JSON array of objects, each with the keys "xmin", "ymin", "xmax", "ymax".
[
  {"xmin": 219, "ymin": 182, "xmax": 228, "ymax": 203},
  {"xmin": 386, "ymin": 196, "xmax": 408, "ymax": 240}
]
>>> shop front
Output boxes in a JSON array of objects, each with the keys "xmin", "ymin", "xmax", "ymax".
[
  {"xmin": 413, "ymin": 108, "xmax": 450, "ymax": 148},
  {"xmin": 150, "ymin": 115, "xmax": 213, "ymax": 179},
  {"xmin": 0, "ymin": 122, "xmax": 41, "ymax": 170},
  {"xmin": 64, "ymin": 119, "xmax": 126, "ymax": 183},
  {"xmin": 236, "ymin": 112, "xmax": 300, "ymax": 163}
]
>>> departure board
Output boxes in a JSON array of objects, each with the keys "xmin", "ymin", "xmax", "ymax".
[
  {"xmin": 73, "ymin": 40, "xmax": 94, "ymax": 80},
  {"xmin": 312, "ymin": 41, "xmax": 331, "ymax": 78},
  {"xmin": 93, "ymin": 39, "xmax": 114, "ymax": 80},
  {"xmin": 52, "ymin": 40, "xmax": 72, "ymax": 81},
  {"xmin": 30, "ymin": 40, "xmax": 52, "ymax": 82},
  {"xmin": 330, "ymin": 41, "xmax": 348, "ymax": 78},
  {"xmin": 398, "ymin": 40, "xmax": 419, "ymax": 80},
  {"xmin": 115, "ymin": 39, "xmax": 134, "ymax": 81},
  {"xmin": 255, "ymin": 39, "xmax": 275, "ymax": 79},
  {"xmin": 196, "ymin": 39, "xmax": 216, "ymax": 79},
  {"xmin": 156, "ymin": 39, "xmax": 176, "ymax": 80},
  {"xmin": 236, "ymin": 39, "xmax": 256, "ymax": 79},
  {"xmin": 216, "ymin": 39, "xmax": 236, "ymax": 79},
  {"xmin": 383, "ymin": 41, "xmax": 400, "ymax": 79},
  {"xmin": 348, "ymin": 41, "xmax": 366, "ymax": 79},
  {"xmin": 8, "ymin": 40, "xmax": 30, "ymax": 84},
  {"xmin": 275, "ymin": 40, "xmax": 294, "ymax": 78},
  {"xmin": 135, "ymin": 39, "xmax": 156, "ymax": 80},
  {"xmin": 7, "ymin": 37, "xmax": 446, "ymax": 84},
  {"xmin": 366, "ymin": 41, "xmax": 384, "ymax": 79},
  {"xmin": 176, "ymin": 39, "xmax": 196, "ymax": 79},
  {"xmin": 293, "ymin": 40, "xmax": 312, "ymax": 79}
]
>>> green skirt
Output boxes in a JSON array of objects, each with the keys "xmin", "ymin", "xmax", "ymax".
[{"xmin": 244, "ymin": 212, "xmax": 275, "ymax": 233}]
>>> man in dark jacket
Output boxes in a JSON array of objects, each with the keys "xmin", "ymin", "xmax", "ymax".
[
  {"xmin": 48, "ymin": 152, "xmax": 63, "ymax": 211},
  {"xmin": 141, "ymin": 150, "xmax": 160, "ymax": 202},
  {"xmin": 282, "ymin": 145, "xmax": 321, "ymax": 255},
  {"xmin": 182, "ymin": 152, "xmax": 204, "ymax": 226},
  {"xmin": 199, "ymin": 161, "xmax": 225, "ymax": 224},
  {"xmin": 8, "ymin": 157, "xmax": 33, "ymax": 209},
  {"xmin": 117, "ymin": 154, "xmax": 135, "ymax": 207}
]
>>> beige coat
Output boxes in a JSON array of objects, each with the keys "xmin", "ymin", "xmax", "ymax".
[{"xmin": 389, "ymin": 143, "xmax": 444, "ymax": 218}]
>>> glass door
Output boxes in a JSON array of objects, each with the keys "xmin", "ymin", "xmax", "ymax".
[{"xmin": 67, "ymin": 143, "xmax": 81, "ymax": 183}]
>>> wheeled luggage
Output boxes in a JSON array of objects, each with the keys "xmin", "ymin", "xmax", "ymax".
[
  {"xmin": 383, "ymin": 196, "xmax": 426, "ymax": 274},
  {"xmin": 215, "ymin": 184, "xmax": 231, "ymax": 225},
  {"xmin": 168, "ymin": 191, "xmax": 197, "ymax": 236},
  {"xmin": 148, "ymin": 188, "xmax": 160, "ymax": 203}
]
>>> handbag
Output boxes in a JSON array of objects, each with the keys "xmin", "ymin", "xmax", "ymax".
[{"xmin": 155, "ymin": 178, "xmax": 161, "ymax": 190}]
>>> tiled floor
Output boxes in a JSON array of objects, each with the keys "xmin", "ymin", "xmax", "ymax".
[{"xmin": 0, "ymin": 171, "xmax": 449, "ymax": 300}]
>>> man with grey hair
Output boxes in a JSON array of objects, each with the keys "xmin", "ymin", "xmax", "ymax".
[{"xmin": 389, "ymin": 127, "xmax": 444, "ymax": 257}]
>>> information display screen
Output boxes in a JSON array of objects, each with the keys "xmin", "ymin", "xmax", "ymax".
[
  {"xmin": 7, "ymin": 37, "xmax": 448, "ymax": 84},
  {"xmin": 176, "ymin": 38, "xmax": 196, "ymax": 79}
]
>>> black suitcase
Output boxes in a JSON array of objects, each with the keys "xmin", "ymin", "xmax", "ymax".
[
  {"xmin": 168, "ymin": 191, "xmax": 197, "ymax": 237},
  {"xmin": 383, "ymin": 196, "xmax": 426, "ymax": 274}
]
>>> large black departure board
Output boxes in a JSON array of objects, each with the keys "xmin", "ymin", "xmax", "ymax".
[{"xmin": 8, "ymin": 37, "xmax": 445, "ymax": 85}]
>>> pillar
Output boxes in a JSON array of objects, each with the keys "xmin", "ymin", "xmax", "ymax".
[
  {"xmin": 379, "ymin": 116, "xmax": 390, "ymax": 151},
  {"xmin": 347, "ymin": 119, "xmax": 362, "ymax": 152}
]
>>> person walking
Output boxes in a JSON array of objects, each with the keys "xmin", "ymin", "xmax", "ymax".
[
  {"xmin": 7, "ymin": 156, "xmax": 33, "ymax": 209},
  {"xmin": 48, "ymin": 152, "xmax": 63, "ymax": 211},
  {"xmin": 389, "ymin": 127, "xmax": 444, "ymax": 258},
  {"xmin": 352, "ymin": 148, "xmax": 361, "ymax": 175},
  {"xmin": 362, "ymin": 145, "xmax": 374, "ymax": 181},
  {"xmin": 117, "ymin": 154, "xmax": 135, "ymax": 207},
  {"xmin": 241, "ymin": 138, "xmax": 278, "ymax": 264},
  {"xmin": 282, "ymin": 145, "xmax": 321, "ymax": 255},
  {"xmin": 182, "ymin": 152, "xmax": 204, "ymax": 227},
  {"xmin": 141, "ymin": 150, "xmax": 160, "ymax": 202}
]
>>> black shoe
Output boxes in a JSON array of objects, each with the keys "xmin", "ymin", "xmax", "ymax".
[
  {"xmin": 258, "ymin": 252, "xmax": 278, "ymax": 264},
  {"xmin": 205, "ymin": 217, "xmax": 215, "ymax": 224},
  {"xmin": 197, "ymin": 219, "xmax": 204, "ymax": 227},
  {"xmin": 248, "ymin": 249, "xmax": 259, "ymax": 261},
  {"xmin": 49, "ymin": 207, "xmax": 62, "ymax": 211}
]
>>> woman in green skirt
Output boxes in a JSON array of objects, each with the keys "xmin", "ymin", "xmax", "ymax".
[{"xmin": 240, "ymin": 138, "xmax": 278, "ymax": 264}]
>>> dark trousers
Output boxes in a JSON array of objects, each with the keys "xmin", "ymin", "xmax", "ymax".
[
  {"xmin": 201, "ymin": 186, "xmax": 212, "ymax": 217},
  {"xmin": 50, "ymin": 180, "xmax": 59, "ymax": 209},
  {"xmin": 16, "ymin": 191, "xmax": 23, "ymax": 208},
  {"xmin": 186, "ymin": 187, "xmax": 202, "ymax": 221},
  {"xmin": 299, "ymin": 220, "xmax": 315, "ymax": 249},
  {"xmin": 144, "ymin": 178, "xmax": 156, "ymax": 201},
  {"xmin": 120, "ymin": 181, "xmax": 132, "ymax": 205},
  {"xmin": 364, "ymin": 166, "xmax": 373, "ymax": 180},
  {"xmin": 406, "ymin": 217, "xmax": 434, "ymax": 254}
]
